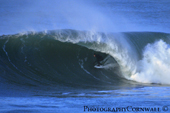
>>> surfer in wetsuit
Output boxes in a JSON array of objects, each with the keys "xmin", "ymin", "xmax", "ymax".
[{"xmin": 93, "ymin": 53, "xmax": 104, "ymax": 66}]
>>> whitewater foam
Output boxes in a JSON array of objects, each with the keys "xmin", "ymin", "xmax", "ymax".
[{"xmin": 131, "ymin": 40, "xmax": 170, "ymax": 84}]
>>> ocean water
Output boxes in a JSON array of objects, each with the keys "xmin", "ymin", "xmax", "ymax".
[{"xmin": 0, "ymin": 0, "xmax": 170, "ymax": 113}]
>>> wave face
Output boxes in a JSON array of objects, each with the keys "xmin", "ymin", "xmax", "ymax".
[{"xmin": 0, "ymin": 29, "xmax": 170, "ymax": 88}]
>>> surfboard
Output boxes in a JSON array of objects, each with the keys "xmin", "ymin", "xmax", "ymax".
[{"xmin": 94, "ymin": 65, "xmax": 104, "ymax": 68}]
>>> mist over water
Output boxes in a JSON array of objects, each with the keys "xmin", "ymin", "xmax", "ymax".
[
  {"xmin": 0, "ymin": 0, "xmax": 170, "ymax": 35},
  {"xmin": 1, "ymin": 0, "xmax": 112, "ymax": 34}
]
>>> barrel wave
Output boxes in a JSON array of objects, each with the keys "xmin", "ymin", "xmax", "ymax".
[{"xmin": 0, "ymin": 29, "xmax": 170, "ymax": 89}]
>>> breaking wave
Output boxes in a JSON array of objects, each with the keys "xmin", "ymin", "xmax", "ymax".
[{"xmin": 0, "ymin": 29, "xmax": 170, "ymax": 87}]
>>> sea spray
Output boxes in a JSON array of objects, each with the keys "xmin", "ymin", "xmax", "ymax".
[{"xmin": 131, "ymin": 40, "xmax": 170, "ymax": 84}]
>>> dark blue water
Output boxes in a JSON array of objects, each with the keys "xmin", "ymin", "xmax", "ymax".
[{"xmin": 0, "ymin": 0, "xmax": 170, "ymax": 113}]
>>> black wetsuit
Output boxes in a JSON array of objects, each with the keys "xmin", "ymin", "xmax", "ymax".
[{"xmin": 94, "ymin": 54, "xmax": 104, "ymax": 65}]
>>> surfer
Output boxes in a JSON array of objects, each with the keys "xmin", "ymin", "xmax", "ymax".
[{"xmin": 93, "ymin": 53, "xmax": 104, "ymax": 66}]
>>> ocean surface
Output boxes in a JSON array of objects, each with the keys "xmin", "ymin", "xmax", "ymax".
[{"xmin": 0, "ymin": 0, "xmax": 170, "ymax": 113}]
